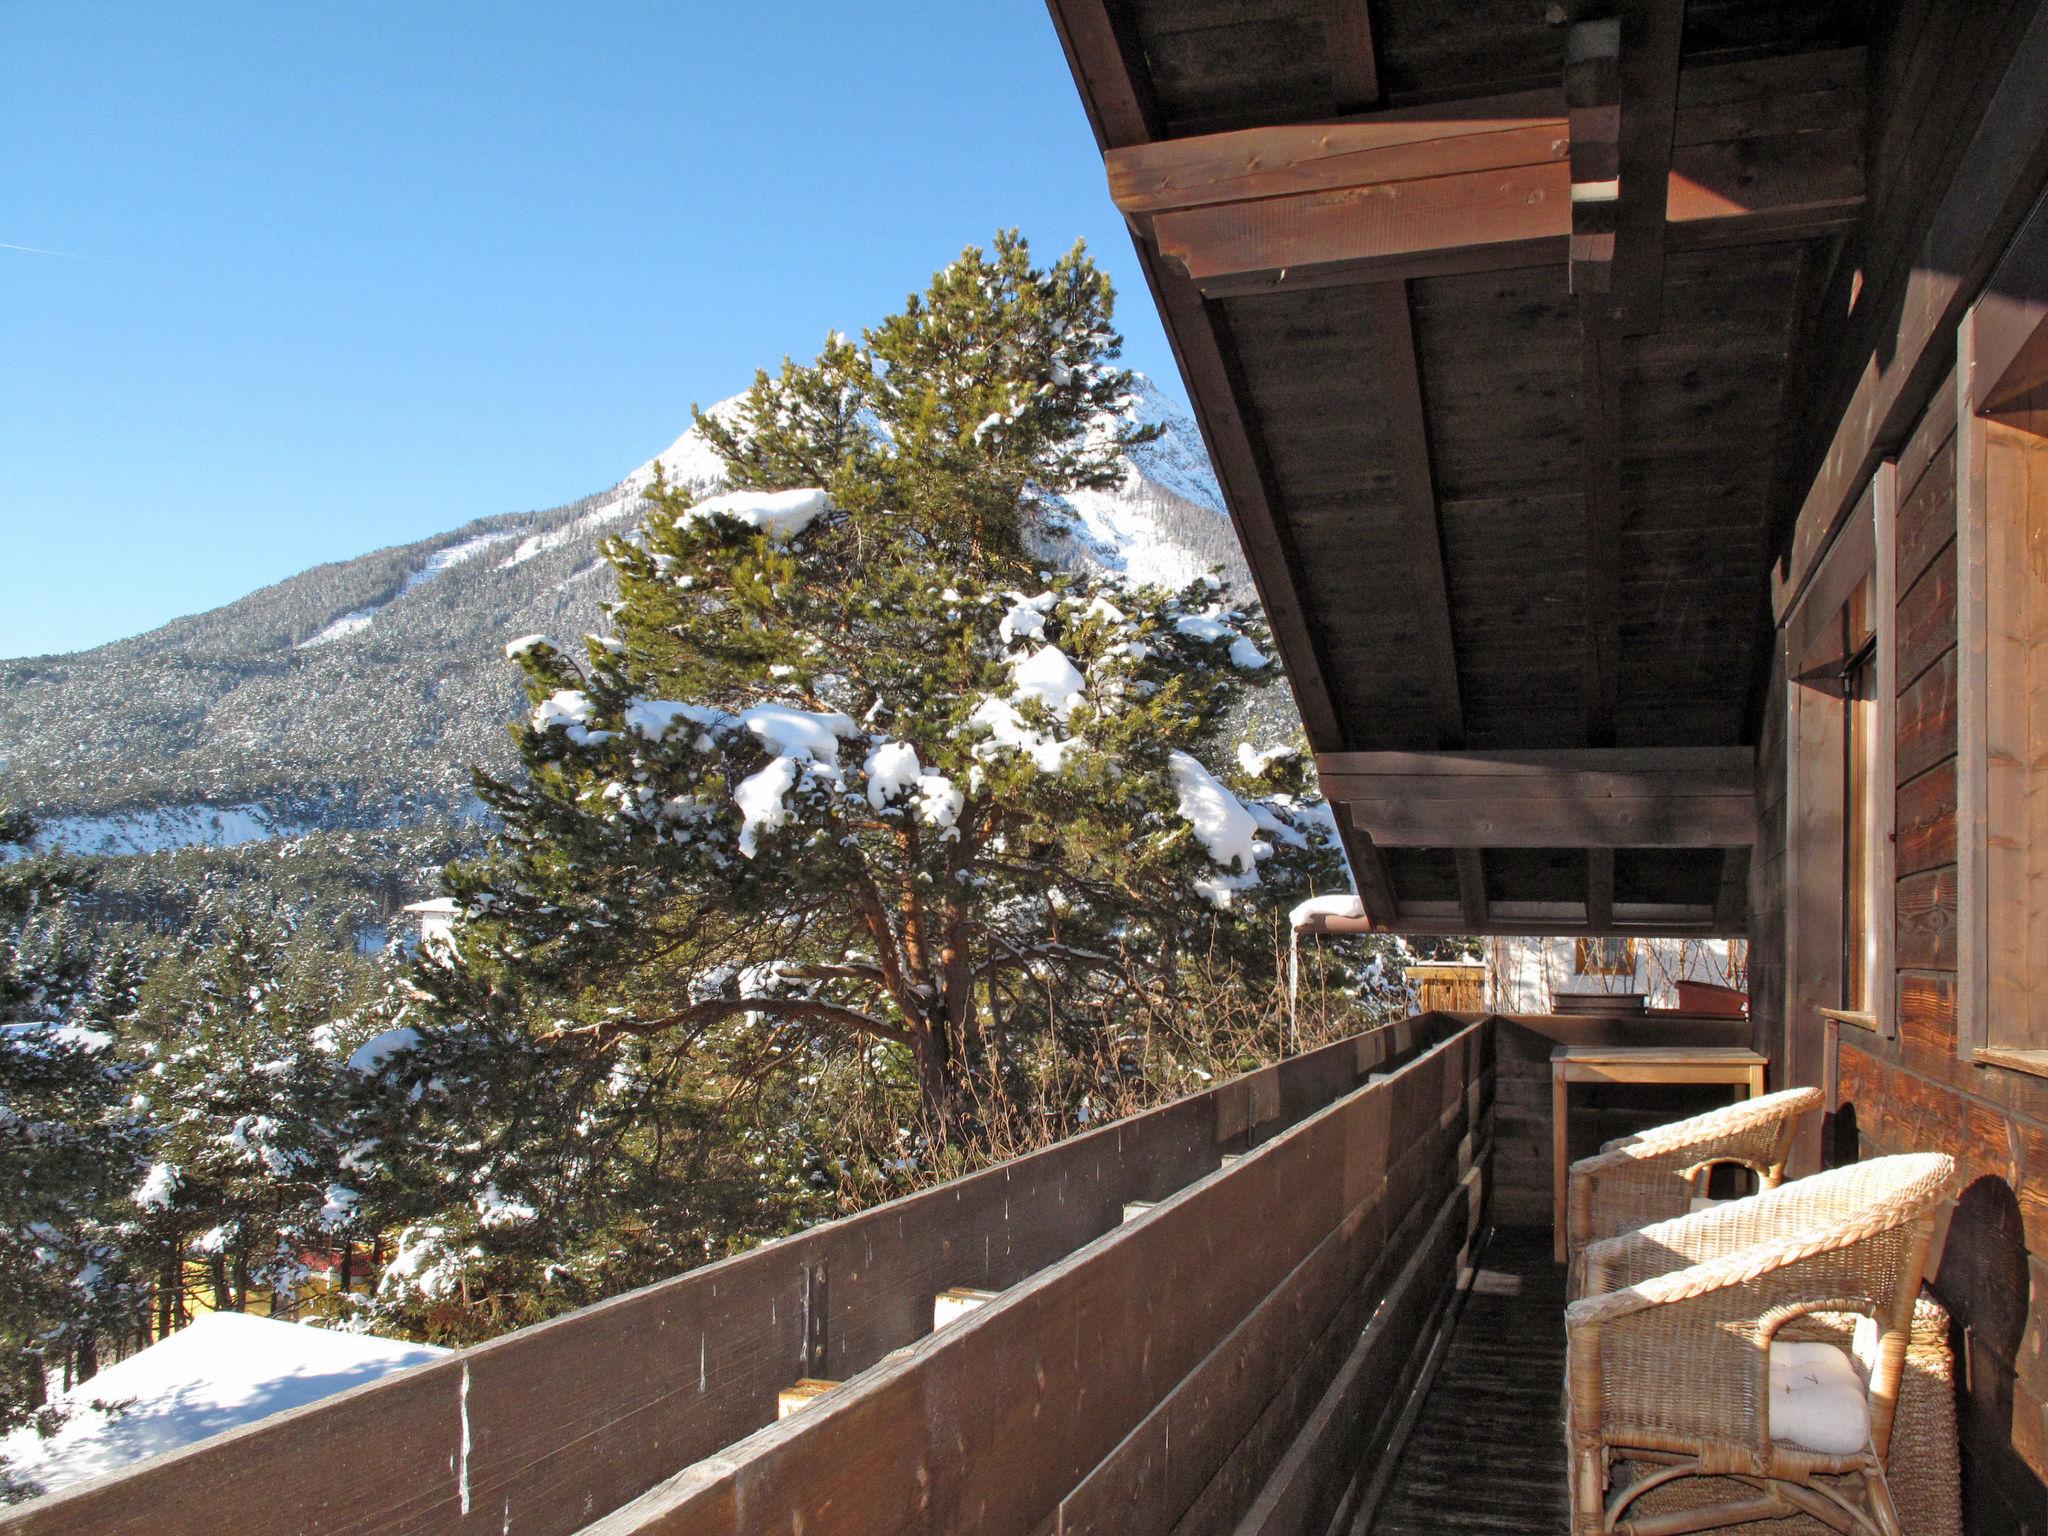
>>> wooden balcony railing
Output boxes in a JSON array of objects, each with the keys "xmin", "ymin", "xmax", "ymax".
[{"xmin": 0, "ymin": 1013, "xmax": 1492, "ymax": 1536}]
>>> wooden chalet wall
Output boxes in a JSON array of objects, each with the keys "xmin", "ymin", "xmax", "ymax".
[
  {"xmin": 0, "ymin": 1017, "xmax": 1470, "ymax": 1536},
  {"xmin": 1763, "ymin": 5, "xmax": 2048, "ymax": 1530}
]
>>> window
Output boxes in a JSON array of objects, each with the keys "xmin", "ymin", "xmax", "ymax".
[
  {"xmin": 1784, "ymin": 476, "xmax": 1894, "ymax": 1053},
  {"xmin": 1959, "ymin": 285, "xmax": 2048, "ymax": 1073},
  {"xmin": 1574, "ymin": 937, "xmax": 1636, "ymax": 977},
  {"xmin": 1840, "ymin": 594, "xmax": 1878, "ymax": 1014}
]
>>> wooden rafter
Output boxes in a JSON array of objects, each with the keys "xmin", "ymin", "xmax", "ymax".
[
  {"xmin": 1110, "ymin": 50, "xmax": 1863, "ymax": 298},
  {"xmin": 1368, "ymin": 281, "xmax": 1464, "ymax": 749},
  {"xmin": 1315, "ymin": 748, "xmax": 1757, "ymax": 849},
  {"xmin": 1363, "ymin": 280, "xmax": 1485, "ymax": 925},
  {"xmin": 1046, "ymin": 0, "xmax": 1402, "ymax": 928},
  {"xmin": 1322, "ymin": 0, "xmax": 1380, "ymax": 114},
  {"xmin": 1580, "ymin": 312, "xmax": 1624, "ymax": 747},
  {"xmin": 1611, "ymin": 0, "xmax": 1683, "ymax": 333}
]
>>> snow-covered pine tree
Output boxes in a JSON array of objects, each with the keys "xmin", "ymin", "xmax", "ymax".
[
  {"xmin": 0, "ymin": 810, "xmax": 145, "ymax": 1445},
  {"xmin": 127, "ymin": 913, "xmax": 366, "ymax": 1324},
  {"xmin": 436, "ymin": 233, "xmax": 1350, "ymax": 1140}
]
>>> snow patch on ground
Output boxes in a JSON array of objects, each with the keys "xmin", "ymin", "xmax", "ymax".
[
  {"xmin": 4, "ymin": 804, "xmax": 314, "ymax": 861},
  {"xmin": 299, "ymin": 530, "xmax": 520, "ymax": 647},
  {"xmin": 501, "ymin": 500, "xmax": 645, "ymax": 568},
  {"xmin": 400, "ymin": 529, "xmax": 518, "ymax": 593},
  {"xmin": 0, "ymin": 1313, "xmax": 445, "ymax": 1497},
  {"xmin": 297, "ymin": 608, "xmax": 379, "ymax": 649}
]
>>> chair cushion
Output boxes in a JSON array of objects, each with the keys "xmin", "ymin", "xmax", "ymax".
[{"xmin": 1768, "ymin": 1341, "xmax": 1871, "ymax": 1455}]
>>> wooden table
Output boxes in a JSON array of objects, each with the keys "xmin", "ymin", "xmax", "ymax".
[{"xmin": 1550, "ymin": 1044, "xmax": 1768, "ymax": 1260}]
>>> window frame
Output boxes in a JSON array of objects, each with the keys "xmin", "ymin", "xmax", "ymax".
[
  {"xmin": 1573, "ymin": 936, "xmax": 1637, "ymax": 978},
  {"xmin": 1958, "ymin": 300, "xmax": 2048, "ymax": 1076},
  {"xmin": 1783, "ymin": 472, "xmax": 1898, "ymax": 1050}
]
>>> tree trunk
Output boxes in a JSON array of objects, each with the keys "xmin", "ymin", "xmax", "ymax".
[
  {"xmin": 210, "ymin": 1254, "xmax": 231, "ymax": 1313},
  {"xmin": 910, "ymin": 1022, "xmax": 957, "ymax": 1136},
  {"xmin": 74, "ymin": 1332, "xmax": 97, "ymax": 1385},
  {"xmin": 338, "ymin": 1240, "xmax": 354, "ymax": 1298}
]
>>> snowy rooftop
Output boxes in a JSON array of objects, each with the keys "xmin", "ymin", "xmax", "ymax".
[{"xmin": 1, "ymin": 1313, "xmax": 444, "ymax": 1498}]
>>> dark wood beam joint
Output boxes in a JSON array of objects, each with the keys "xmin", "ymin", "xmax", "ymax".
[
  {"xmin": 1587, "ymin": 848, "xmax": 1616, "ymax": 930},
  {"xmin": 1121, "ymin": 47, "xmax": 1863, "ymax": 296}
]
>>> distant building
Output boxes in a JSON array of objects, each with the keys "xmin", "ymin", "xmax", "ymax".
[{"xmin": 397, "ymin": 897, "xmax": 459, "ymax": 954}]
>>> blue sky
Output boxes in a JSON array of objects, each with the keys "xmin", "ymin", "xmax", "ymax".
[{"xmin": 0, "ymin": 2, "xmax": 1181, "ymax": 659}]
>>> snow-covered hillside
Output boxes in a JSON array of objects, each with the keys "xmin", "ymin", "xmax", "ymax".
[{"xmin": 0, "ymin": 376, "xmax": 1260, "ymax": 853}]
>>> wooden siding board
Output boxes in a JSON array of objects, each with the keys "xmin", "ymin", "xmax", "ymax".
[
  {"xmin": 1897, "ymin": 646, "xmax": 1959, "ymax": 784},
  {"xmin": 1896, "ymin": 761, "xmax": 1959, "ymax": 877}
]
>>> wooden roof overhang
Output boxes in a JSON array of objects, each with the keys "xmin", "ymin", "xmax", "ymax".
[{"xmin": 1048, "ymin": 1, "xmax": 1870, "ymax": 937}]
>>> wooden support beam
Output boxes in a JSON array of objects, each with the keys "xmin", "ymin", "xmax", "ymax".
[
  {"xmin": 1381, "ymin": 906, "xmax": 1732, "ymax": 938},
  {"xmin": 1045, "ymin": 0, "xmax": 1162, "ymax": 148},
  {"xmin": 1338, "ymin": 803, "xmax": 1402, "ymax": 930},
  {"xmin": 1315, "ymin": 747, "xmax": 1756, "ymax": 848},
  {"xmin": 1367, "ymin": 281, "xmax": 1464, "ymax": 749},
  {"xmin": 1773, "ymin": 8, "xmax": 2048, "ymax": 619},
  {"xmin": 1455, "ymin": 850, "xmax": 1489, "ymax": 930},
  {"xmin": 1715, "ymin": 845, "xmax": 1752, "ymax": 930},
  {"xmin": 1976, "ymin": 185, "xmax": 2048, "ymax": 424},
  {"xmin": 1566, "ymin": 18, "xmax": 1622, "ymax": 296},
  {"xmin": 1323, "ymin": 0, "xmax": 1380, "ymax": 114},
  {"xmin": 1580, "ymin": 311, "xmax": 1624, "ymax": 747},
  {"xmin": 1316, "ymin": 746, "xmax": 1756, "ymax": 783},
  {"xmin": 1050, "ymin": 3, "xmax": 1354, "ymax": 757},
  {"xmin": 1114, "ymin": 51, "xmax": 1863, "ymax": 296},
  {"xmin": 1587, "ymin": 848, "xmax": 1615, "ymax": 931},
  {"xmin": 1588, "ymin": 1, "xmax": 1685, "ymax": 334}
]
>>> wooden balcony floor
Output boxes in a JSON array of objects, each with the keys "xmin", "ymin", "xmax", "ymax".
[{"xmin": 1367, "ymin": 1226, "xmax": 1570, "ymax": 1535}]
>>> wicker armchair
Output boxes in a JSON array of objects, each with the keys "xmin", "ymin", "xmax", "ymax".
[
  {"xmin": 1564, "ymin": 1153, "xmax": 1956, "ymax": 1536},
  {"xmin": 1566, "ymin": 1086, "xmax": 1824, "ymax": 1282}
]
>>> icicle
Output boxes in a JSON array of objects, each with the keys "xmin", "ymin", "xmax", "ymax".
[{"xmin": 1287, "ymin": 924, "xmax": 1300, "ymax": 1057}]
